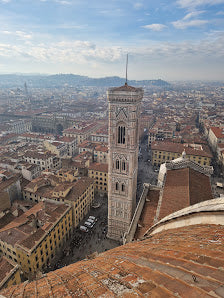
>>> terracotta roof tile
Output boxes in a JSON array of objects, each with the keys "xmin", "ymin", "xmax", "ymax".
[
  {"xmin": 151, "ymin": 141, "xmax": 212, "ymax": 158},
  {"xmin": 65, "ymin": 177, "xmax": 94, "ymax": 202},
  {"xmin": 210, "ymin": 127, "xmax": 224, "ymax": 139},
  {"xmin": 2, "ymin": 224, "xmax": 224, "ymax": 297},
  {"xmin": 158, "ymin": 168, "xmax": 213, "ymax": 220},
  {"xmin": 110, "ymin": 83, "xmax": 141, "ymax": 92},
  {"xmin": 89, "ymin": 163, "xmax": 108, "ymax": 173},
  {"xmin": 0, "ymin": 257, "xmax": 14, "ymax": 283},
  {"xmin": 134, "ymin": 189, "xmax": 160, "ymax": 239}
]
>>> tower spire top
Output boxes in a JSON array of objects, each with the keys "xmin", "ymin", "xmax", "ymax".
[{"xmin": 125, "ymin": 54, "xmax": 128, "ymax": 85}]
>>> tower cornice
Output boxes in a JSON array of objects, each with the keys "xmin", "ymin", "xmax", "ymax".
[{"xmin": 107, "ymin": 84, "xmax": 143, "ymax": 104}]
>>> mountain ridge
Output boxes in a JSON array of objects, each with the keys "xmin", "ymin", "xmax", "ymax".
[{"xmin": 0, "ymin": 74, "xmax": 170, "ymax": 88}]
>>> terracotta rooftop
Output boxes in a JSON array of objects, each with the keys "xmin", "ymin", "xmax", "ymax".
[
  {"xmin": 210, "ymin": 126, "xmax": 224, "ymax": 139},
  {"xmin": 110, "ymin": 83, "xmax": 141, "ymax": 92},
  {"xmin": 24, "ymin": 151, "xmax": 55, "ymax": 160},
  {"xmin": 134, "ymin": 189, "xmax": 160, "ymax": 240},
  {"xmin": 94, "ymin": 144, "xmax": 108, "ymax": 152},
  {"xmin": 158, "ymin": 167, "xmax": 213, "ymax": 221},
  {"xmin": 0, "ymin": 212, "xmax": 16, "ymax": 229},
  {"xmin": 0, "ymin": 201, "xmax": 71, "ymax": 250},
  {"xmin": 2, "ymin": 223, "xmax": 224, "ymax": 297},
  {"xmin": 65, "ymin": 177, "xmax": 94, "ymax": 201},
  {"xmin": 57, "ymin": 136, "xmax": 75, "ymax": 143},
  {"xmin": 0, "ymin": 257, "xmax": 14, "ymax": 285},
  {"xmin": 0, "ymin": 174, "xmax": 20, "ymax": 191},
  {"xmin": 151, "ymin": 141, "xmax": 212, "ymax": 158},
  {"xmin": 89, "ymin": 163, "xmax": 108, "ymax": 173}
]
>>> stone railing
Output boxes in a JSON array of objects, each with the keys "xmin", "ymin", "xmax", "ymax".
[{"xmin": 123, "ymin": 183, "xmax": 150, "ymax": 244}]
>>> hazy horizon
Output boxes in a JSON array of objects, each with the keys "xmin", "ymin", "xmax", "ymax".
[{"xmin": 0, "ymin": 73, "xmax": 224, "ymax": 83}]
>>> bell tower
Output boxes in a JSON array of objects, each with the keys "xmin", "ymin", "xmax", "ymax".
[{"xmin": 107, "ymin": 83, "xmax": 143, "ymax": 241}]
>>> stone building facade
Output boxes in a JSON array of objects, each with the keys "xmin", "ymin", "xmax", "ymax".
[{"xmin": 107, "ymin": 83, "xmax": 143, "ymax": 241}]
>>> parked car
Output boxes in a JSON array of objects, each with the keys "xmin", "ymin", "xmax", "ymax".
[
  {"xmin": 84, "ymin": 221, "xmax": 94, "ymax": 228},
  {"xmin": 87, "ymin": 218, "xmax": 95, "ymax": 224},
  {"xmin": 89, "ymin": 216, "xmax": 96, "ymax": 221},
  {"xmin": 216, "ymin": 182, "xmax": 223, "ymax": 188},
  {"xmin": 80, "ymin": 225, "xmax": 89, "ymax": 232}
]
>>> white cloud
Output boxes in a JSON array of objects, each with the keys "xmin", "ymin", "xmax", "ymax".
[
  {"xmin": 1, "ymin": 30, "xmax": 32, "ymax": 40},
  {"xmin": 216, "ymin": 11, "xmax": 224, "ymax": 15},
  {"xmin": 40, "ymin": 0, "xmax": 72, "ymax": 3},
  {"xmin": 172, "ymin": 19, "xmax": 208, "ymax": 29},
  {"xmin": 134, "ymin": 2, "xmax": 143, "ymax": 10},
  {"xmin": 183, "ymin": 10, "xmax": 205, "ymax": 20},
  {"xmin": 0, "ymin": 33, "xmax": 224, "ymax": 80},
  {"xmin": 2, "ymin": 31, "xmax": 11, "ymax": 35},
  {"xmin": 172, "ymin": 11, "xmax": 208, "ymax": 29},
  {"xmin": 142, "ymin": 24, "xmax": 167, "ymax": 31},
  {"xmin": 55, "ymin": 0, "xmax": 72, "ymax": 4},
  {"xmin": 176, "ymin": 0, "xmax": 224, "ymax": 9},
  {"xmin": 0, "ymin": 0, "xmax": 11, "ymax": 3},
  {"xmin": 1, "ymin": 33, "xmax": 223, "ymax": 63},
  {"xmin": 15, "ymin": 31, "xmax": 32, "ymax": 39}
]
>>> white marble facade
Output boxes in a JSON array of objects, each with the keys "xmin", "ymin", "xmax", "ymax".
[{"xmin": 107, "ymin": 84, "xmax": 143, "ymax": 241}]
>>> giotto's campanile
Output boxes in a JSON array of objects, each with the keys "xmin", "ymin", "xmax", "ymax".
[{"xmin": 107, "ymin": 83, "xmax": 143, "ymax": 241}]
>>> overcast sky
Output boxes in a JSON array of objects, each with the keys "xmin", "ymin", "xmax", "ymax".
[{"xmin": 0, "ymin": 0, "xmax": 224, "ymax": 80}]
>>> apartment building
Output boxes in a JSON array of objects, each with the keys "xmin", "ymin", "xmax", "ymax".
[
  {"xmin": 63, "ymin": 122, "xmax": 100, "ymax": 145},
  {"xmin": 90, "ymin": 126, "xmax": 108, "ymax": 143},
  {"xmin": 151, "ymin": 141, "xmax": 212, "ymax": 167},
  {"xmin": 78, "ymin": 141, "xmax": 108, "ymax": 164},
  {"xmin": 57, "ymin": 136, "xmax": 77, "ymax": 157},
  {"xmin": 23, "ymin": 174, "xmax": 94, "ymax": 228},
  {"xmin": 23, "ymin": 151, "xmax": 61, "ymax": 170},
  {"xmin": 88, "ymin": 163, "xmax": 108, "ymax": 193},
  {"xmin": 93, "ymin": 144, "xmax": 108, "ymax": 164},
  {"xmin": 0, "ymin": 200, "xmax": 73, "ymax": 279},
  {"xmin": 208, "ymin": 126, "xmax": 224, "ymax": 151}
]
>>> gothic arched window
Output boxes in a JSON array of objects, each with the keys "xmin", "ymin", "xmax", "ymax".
[
  {"xmin": 116, "ymin": 159, "xmax": 120, "ymax": 170},
  {"xmin": 118, "ymin": 126, "xmax": 125, "ymax": 144},
  {"xmin": 116, "ymin": 182, "xmax": 119, "ymax": 190},
  {"xmin": 122, "ymin": 184, "xmax": 125, "ymax": 192},
  {"xmin": 122, "ymin": 161, "xmax": 126, "ymax": 171}
]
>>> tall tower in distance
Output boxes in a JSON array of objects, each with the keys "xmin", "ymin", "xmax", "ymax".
[{"xmin": 107, "ymin": 82, "xmax": 143, "ymax": 241}]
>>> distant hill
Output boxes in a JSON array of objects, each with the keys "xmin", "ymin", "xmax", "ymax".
[{"xmin": 0, "ymin": 74, "xmax": 170, "ymax": 88}]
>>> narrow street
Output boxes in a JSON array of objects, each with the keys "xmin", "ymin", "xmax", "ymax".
[{"xmin": 44, "ymin": 193, "xmax": 119, "ymax": 273}]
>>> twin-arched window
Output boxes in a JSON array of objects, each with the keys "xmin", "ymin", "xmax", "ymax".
[
  {"xmin": 118, "ymin": 126, "xmax": 125, "ymax": 144},
  {"xmin": 115, "ymin": 182, "xmax": 125, "ymax": 192},
  {"xmin": 115, "ymin": 159, "xmax": 126, "ymax": 172}
]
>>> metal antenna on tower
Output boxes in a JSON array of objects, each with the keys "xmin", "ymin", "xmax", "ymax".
[{"xmin": 125, "ymin": 54, "xmax": 128, "ymax": 85}]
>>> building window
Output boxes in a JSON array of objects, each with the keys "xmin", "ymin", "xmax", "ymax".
[
  {"xmin": 122, "ymin": 161, "xmax": 126, "ymax": 171},
  {"xmin": 122, "ymin": 184, "xmax": 125, "ymax": 192},
  {"xmin": 116, "ymin": 182, "xmax": 119, "ymax": 190},
  {"xmin": 118, "ymin": 126, "xmax": 125, "ymax": 144}
]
